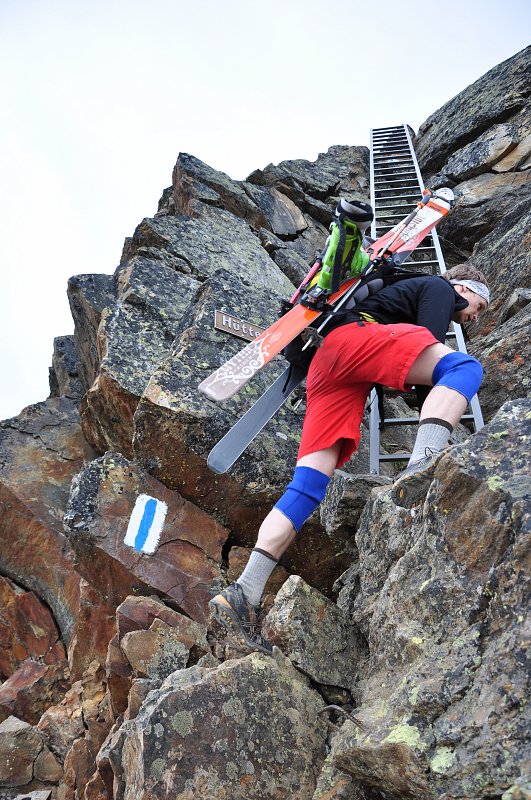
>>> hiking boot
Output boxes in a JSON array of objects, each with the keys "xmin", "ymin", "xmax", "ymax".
[
  {"xmin": 391, "ymin": 449, "xmax": 445, "ymax": 509},
  {"xmin": 209, "ymin": 582, "xmax": 272, "ymax": 655}
]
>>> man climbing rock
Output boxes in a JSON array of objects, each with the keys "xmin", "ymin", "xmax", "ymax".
[{"xmin": 210, "ymin": 262, "xmax": 490, "ymax": 654}]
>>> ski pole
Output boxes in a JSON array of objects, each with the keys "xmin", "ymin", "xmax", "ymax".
[{"xmin": 369, "ymin": 189, "xmax": 433, "ymax": 260}]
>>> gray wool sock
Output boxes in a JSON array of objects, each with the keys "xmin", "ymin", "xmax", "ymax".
[
  {"xmin": 408, "ymin": 417, "xmax": 454, "ymax": 466},
  {"xmin": 236, "ymin": 548, "xmax": 278, "ymax": 608}
]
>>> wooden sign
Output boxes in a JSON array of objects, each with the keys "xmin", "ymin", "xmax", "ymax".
[{"xmin": 214, "ymin": 311, "xmax": 265, "ymax": 342}]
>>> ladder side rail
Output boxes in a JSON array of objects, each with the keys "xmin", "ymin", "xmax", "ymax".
[
  {"xmin": 425, "ymin": 219, "xmax": 485, "ymax": 432},
  {"xmin": 369, "ymin": 125, "xmax": 424, "ymax": 472},
  {"xmin": 369, "ymin": 125, "xmax": 484, "ymax": 473},
  {"xmin": 403, "ymin": 124, "xmax": 426, "ymax": 192}
]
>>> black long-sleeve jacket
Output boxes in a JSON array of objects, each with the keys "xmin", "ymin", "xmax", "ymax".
[
  {"xmin": 329, "ymin": 274, "xmax": 470, "ymax": 408},
  {"xmin": 338, "ymin": 274, "xmax": 469, "ymax": 343}
]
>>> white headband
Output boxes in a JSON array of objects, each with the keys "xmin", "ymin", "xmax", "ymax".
[{"xmin": 450, "ymin": 279, "xmax": 490, "ymax": 306}]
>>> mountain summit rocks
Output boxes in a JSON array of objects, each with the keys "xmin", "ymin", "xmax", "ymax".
[{"xmin": 0, "ymin": 45, "xmax": 530, "ymax": 800}]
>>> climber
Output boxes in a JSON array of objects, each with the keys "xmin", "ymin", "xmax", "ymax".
[{"xmin": 210, "ymin": 263, "xmax": 490, "ymax": 654}]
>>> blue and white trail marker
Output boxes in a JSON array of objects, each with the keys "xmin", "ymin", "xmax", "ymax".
[{"xmin": 124, "ymin": 494, "xmax": 168, "ymax": 555}]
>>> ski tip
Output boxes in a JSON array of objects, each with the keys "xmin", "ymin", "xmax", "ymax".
[
  {"xmin": 433, "ymin": 187, "xmax": 455, "ymax": 206},
  {"xmin": 198, "ymin": 379, "xmax": 238, "ymax": 402},
  {"xmin": 198, "ymin": 381, "xmax": 216, "ymax": 400},
  {"xmin": 207, "ymin": 452, "xmax": 230, "ymax": 474}
]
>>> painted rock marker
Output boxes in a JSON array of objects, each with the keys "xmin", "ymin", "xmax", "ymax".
[{"xmin": 124, "ymin": 495, "xmax": 168, "ymax": 554}]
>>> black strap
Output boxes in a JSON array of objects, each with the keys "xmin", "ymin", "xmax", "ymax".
[
  {"xmin": 375, "ymin": 384, "xmax": 386, "ymax": 430},
  {"xmin": 331, "ymin": 215, "xmax": 347, "ymax": 293}
]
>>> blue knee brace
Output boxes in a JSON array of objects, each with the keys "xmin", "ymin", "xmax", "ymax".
[
  {"xmin": 432, "ymin": 351, "xmax": 483, "ymax": 403},
  {"xmin": 274, "ymin": 466, "xmax": 330, "ymax": 533}
]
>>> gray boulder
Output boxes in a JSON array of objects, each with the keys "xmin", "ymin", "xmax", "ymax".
[{"xmin": 110, "ymin": 653, "xmax": 327, "ymax": 800}]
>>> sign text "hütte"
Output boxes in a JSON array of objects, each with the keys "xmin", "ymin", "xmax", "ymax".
[{"xmin": 214, "ymin": 311, "xmax": 265, "ymax": 342}]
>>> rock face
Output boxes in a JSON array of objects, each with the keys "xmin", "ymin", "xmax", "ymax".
[
  {"xmin": 1, "ymin": 48, "xmax": 530, "ymax": 800},
  {"xmin": 414, "ymin": 46, "xmax": 530, "ymax": 176},
  {"xmin": 414, "ymin": 44, "xmax": 531, "ymax": 375},
  {"xmin": 63, "ymin": 452, "xmax": 228, "ymax": 624},
  {"xmin": 330, "ymin": 398, "xmax": 530, "ymax": 800},
  {"xmin": 115, "ymin": 653, "xmax": 327, "ymax": 800},
  {"xmin": 263, "ymin": 576, "xmax": 367, "ymax": 690}
]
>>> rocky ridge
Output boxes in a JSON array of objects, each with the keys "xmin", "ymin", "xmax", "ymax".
[{"xmin": 0, "ymin": 45, "xmax": 530, "ymax": 800}]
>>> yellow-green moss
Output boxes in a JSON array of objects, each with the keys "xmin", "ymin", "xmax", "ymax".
[
  {"xmin": 430, "ymin": 746, "xmax": 455, "ymax": 773},
  {"xmin": 384, "ymin": 723, "xmax": 425, "ymax": 751}
]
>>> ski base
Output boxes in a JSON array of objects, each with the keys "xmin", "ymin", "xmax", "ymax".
[{"xmin": 207, "ymin": 365, "xmax": 306, "ymax": 473}]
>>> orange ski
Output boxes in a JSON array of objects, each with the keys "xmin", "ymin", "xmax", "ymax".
[{"xmin": 198, "ymin": 189, "xmax": 453, "ymax": 402}]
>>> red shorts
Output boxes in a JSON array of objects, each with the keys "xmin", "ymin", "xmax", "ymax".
[{"xmin": 298, "ymin": 322, "xmax": 438, "ymax": 468}]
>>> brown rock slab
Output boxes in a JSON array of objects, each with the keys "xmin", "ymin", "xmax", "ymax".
[
  {"xmin": 492, "ymin": 132, "xmax": 531, "ymax": 172},
  {"xmin": 0, "ymin": 660, "xmax": 70, "ymax": 726},
  {"xmin": 59, "ymin": 736, "xmax": 95, "ymax": 800},
  {"xmin": 321, "ymin": 471, "xmax": 391, "ymax": 540},
  {"xmin": 469, "ymin": 305, "xmax": 531, "ymax": 422},
  {"xmin": 37, "ymin": 683, "xmax": 85, "ymax": 762},
  {"xmin": 497, "ymin": 288, "xmax": 531, "ymax": 324},
  {"xmin": 247, "ymin": 144, "xmax": 370, "ymax": 206},
  {"xmin": 67, "ymin": 273, "xmax": 116, "ymax": 393},
  {"xmin": 116, "ymin": 594, "xmax": 210, "ymax": 656},
  {"xmin": 49, "ymin": 335, "xmax": 84, "ymax": 402},
  {"xmin": 0, "ymin": 715, "xmax": 62, "ymax": 788},
  {"xmin": 106, "ymin": 594, "xmax": 210, "ymax": 715},
  {"xmin": 333, "ymin": 737, "xmax": 433, "ymax": 799},
  {"xmin": 64, "ymin": 452, "xmax": 228, "ymax": 624},
  {"xmin": 0, "ymin": 576, "xmax": 66, "ymax": 678},
  {"xmin": 263, "ymin": 576, "xmax": 367, "ymax": 690},
  {"xmin": 124, "ymin": 679, "xmax": 153, "ymax": 721},
  {"xmin": 453, "ymin": 170, "xmax": 531, "ymax": 206},
  {"xmin": 243, "ymin": 183, "xmax": 308, "ymax": 238},
  {"xmin": 80, "ymin": 256, "xmax": 201, "ymax": 456},
  {"xmin": 34, "ymin": 742, "xmax": 63, "ymax": 782},
  {"xmin": 443, "ymin": 123, "xmax": 518, "ymax": 181},
  {"xmin": 0, "ymin": 398, "xmax": 112, "ymax": 678},
  {"xmin": 414, "ymin": 46, "xmax": 531, "ymax": 175},
  {"xmin": 170, "ymin": 151, "xmax": 266, "ymax": 226},
  {"xmin": 38, "ymin": 661, "xmax": 112, "ymax": 768}
]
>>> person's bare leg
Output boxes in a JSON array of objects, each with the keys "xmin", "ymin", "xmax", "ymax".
[
  {"xmin": 209, "ymin": 439, "xmax": 343, "ymax": 648},
  {"xmin": 255, "ymin": 440, "xmax": 343, "ymax": 559},
  {"xmin": 393, "ymin": 343, "xmax": 472, "ymax": 507}
]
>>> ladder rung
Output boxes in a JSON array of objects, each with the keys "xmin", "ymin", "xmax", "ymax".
[
  {"xmin": 373, "ymin": 148, "xmax": 411, "ymax": 155},
  {"xmin": 373, "ymin": 153, "xmax": 413, "ymax": 166},
  {"xmin": 374, "ymin": 161, "xmax": 414, "ymax": 167},
  {"xmin": 381, "ymin": 412, "xmax": 475, "ymax": 427},
  {"xmin": 373, "ymin": 153, "xmax": 413, "ymax": 163},
  {"xmin": 374, "ymin": 171, "xmax": 416, "ymax": 178},
  {"xmin": 374, "ymin": 182, "xmax": 420, "ymax": 188},
  {"xmin": 374, "ymin": 194, "xmax": 419, "ymax": 200},
  {"xmin": 374, "ymin": 178, "xmax": 419, "ymax": 184},
  {"xmin": 376, "ymin": 203, "xmax": 417, "ymax": 210}
]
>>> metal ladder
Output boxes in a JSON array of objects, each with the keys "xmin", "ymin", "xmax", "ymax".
[{"xmin": 368, "ymin": 124, "xmax": 484, "ymax": 474}]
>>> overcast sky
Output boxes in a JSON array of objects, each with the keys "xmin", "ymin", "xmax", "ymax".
[{"xmin": 0, "ymin": 0, "xmax": 529, "ymax": 421}]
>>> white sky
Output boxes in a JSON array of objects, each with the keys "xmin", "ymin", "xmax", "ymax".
[{"xmin": 0, "ymin": 0, "xmax": 529, "ymax": 421}]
